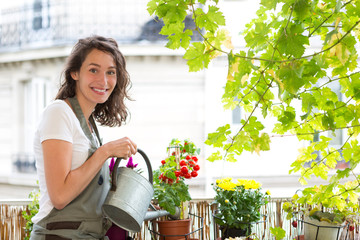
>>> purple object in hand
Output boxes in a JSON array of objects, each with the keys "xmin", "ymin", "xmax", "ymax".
[{"xmin": 105, "ymin": 223, "xmax": 128, "ymax": 240}]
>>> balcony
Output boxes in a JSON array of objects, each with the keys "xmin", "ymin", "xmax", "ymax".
[
  {"xmin": 0, "ymin": 0, "xmax": 203, "ymax": 52},
  {"xmin": 1, "ymin": 198, "xmax": 358, "ymax": 240},
  {"xmin": 0, "ymin": 0, "xmax": 156, "ymax": 52}
]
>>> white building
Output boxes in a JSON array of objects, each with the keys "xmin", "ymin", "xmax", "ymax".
[{"xmin": 0, "ymin": 0, "xmax": 347, "ymax": 200}]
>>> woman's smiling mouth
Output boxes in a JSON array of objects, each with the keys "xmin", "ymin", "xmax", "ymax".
[{"xmin": 92, "ymin": 87, "xmax": 107, "ymax": 93}]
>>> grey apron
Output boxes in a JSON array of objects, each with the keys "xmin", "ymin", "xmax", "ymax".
[{"xmin": 31, "ymin": 97, "xmax": 111, "ymax": 240}]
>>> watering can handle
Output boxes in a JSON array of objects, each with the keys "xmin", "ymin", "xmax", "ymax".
[{"xmin": 110, "ymin": 148, "xmax": 153, "ymax": 191}]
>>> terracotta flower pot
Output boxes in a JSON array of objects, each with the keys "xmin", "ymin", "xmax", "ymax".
[{"xmin": 156, "ymin": 219, "xmax": 191, "ymax": 240}]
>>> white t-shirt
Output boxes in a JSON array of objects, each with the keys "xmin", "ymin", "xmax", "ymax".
[{"xmin": 32, "ymin": 99, "xmax": 92, "ymax": 223}]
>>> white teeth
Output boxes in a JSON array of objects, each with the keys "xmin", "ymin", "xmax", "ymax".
[{"xmin": 93, "ymin": 88, "xmax": 106, "ymax": 93}]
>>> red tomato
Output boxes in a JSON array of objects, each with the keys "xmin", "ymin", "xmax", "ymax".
[
  {"xmin": 185, "ymin": 155, "xmax": 191, "ymax": 160},
  {"xmin": 181, "ymin": 166, "xmax": 189, "ymax": 174},
  {"xmin": 193, "ymin": 165, "xmax": 200, "ymax": 171},
  {"xmin": 191, "ymin": 171, "xmax": 198, "ymax": 177},
  {"xmin": 161, "ymin": 160, "xmax": 166, "ymax": 165},
  {"xmin": 192, "ymin": 156, "xmax": 198, "ymax": 162},
  {"xmin": 188, "ymin": 160, "xmax": 195, "ymax": 167},
  {"xmin": 184, "ymin": 172, "xmax": 191, "ymax": 179},
  {"xmin": 174, "ymin": 170, "xmax": 181, "ymax": 177},
  {"xmin": 182, "ymin": 149, "xmax": 186, "ymax": 153},
  {"xmin": 180, "ymin": 160, "xmax": 187, "ymax": 166}
]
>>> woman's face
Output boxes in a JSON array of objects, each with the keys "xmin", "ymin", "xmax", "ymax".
[{"xmin": 71, "ymin": 48, "xmax": 117, "ymax": 110}]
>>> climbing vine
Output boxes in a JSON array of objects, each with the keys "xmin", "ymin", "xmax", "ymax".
[{"xmin": 147, "ymin": 0, "xmax": 360, "ymax": 211}]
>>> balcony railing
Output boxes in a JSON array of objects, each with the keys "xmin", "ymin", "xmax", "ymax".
[
  {"xmin": 1, "ymin": 198, "xmax": 358, "ymax": 240},
  {"xmin": 0, "ymin": 0, "xmax": 204, "ymax": 52},
  {"xmin": 0, "ymin": 0, "xmax": 164, "ymax": 52}
]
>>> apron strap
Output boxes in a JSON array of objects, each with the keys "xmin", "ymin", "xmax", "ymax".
[
  {"xmin": 89, "ymin": 116, "xmax": 102, "ymax": 146},
  {"xmin": 67, "ymin": 97, "xmax": 101, "ymax": 148}
]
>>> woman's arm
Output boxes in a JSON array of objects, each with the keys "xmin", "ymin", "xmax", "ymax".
[{"xmin": 42, "ymin": 137, "xmax": 137, "ymax": 210}]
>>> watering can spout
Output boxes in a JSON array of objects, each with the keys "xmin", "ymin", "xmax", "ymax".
[
  {"xmin": 144, "ymin": 210, "xmax": 170, "ymax": 221},
  {"xmin": 143, "ymin": 206, "xmax": 181, "ymax": 221}
]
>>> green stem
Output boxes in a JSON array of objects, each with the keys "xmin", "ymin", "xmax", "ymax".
[
  {"xmin": 300, "ymin": 71, "xmax": 360, "ymax": 94},
  {"xmin": 270, "ymin": 124, "xmax": 360, "ymax": 138},
  {"xmin": 301, "ymin": 133, "xmax": 353, "ymax": 177}
]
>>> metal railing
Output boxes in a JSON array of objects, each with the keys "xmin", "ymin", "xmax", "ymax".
[{"xmin": 0, "ymin": 0, "xmax": 160, "ymax": 51}]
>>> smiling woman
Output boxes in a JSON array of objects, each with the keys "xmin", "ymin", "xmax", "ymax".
[{"xmin": 30, "ymin": 35, "xmax": 137, "ymax": 240}]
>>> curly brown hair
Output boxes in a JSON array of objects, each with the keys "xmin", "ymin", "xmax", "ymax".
[{"xmin": 56, "ymin": 35, "xmax": 131, "ymax": 127}]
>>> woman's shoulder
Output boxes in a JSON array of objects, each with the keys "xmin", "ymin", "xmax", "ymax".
[
  {"xmin": 44, "ymin": 99, "xmax": 72, "ymax": 114},
  {"xmin": 36, "ymin": 99, "xmax": 77, "ymax": 143},
  {"xmin": 40, "ymin": 99, "xmax": 75, "ymax": 123},
  {"xmin": 46, "ymin": 99, "xmax": 68, "ymax": 109}
]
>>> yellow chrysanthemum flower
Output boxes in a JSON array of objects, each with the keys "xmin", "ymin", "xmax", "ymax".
[
  {"xmin": 266, "ymin": 190, "xmax": 271, "ymax": 195},
  {"xmin": 216, "ymin": 177, "xmax": 233, "ymax": 185},
  {"xmin": 237, "ymin": 179, "xmax": 262, "ymax": 189},
  {"xmin": 218, "ymin": 181, "xmax": 237, "ymax": 191},
  {"xmin": 225, "ymin": 199, "xmax": 229, "ymax": 203}
]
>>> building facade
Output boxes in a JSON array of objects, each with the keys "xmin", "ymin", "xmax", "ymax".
[{"xmin": 1, "ymin": 0, "xmax": 342, "ymax": 199}]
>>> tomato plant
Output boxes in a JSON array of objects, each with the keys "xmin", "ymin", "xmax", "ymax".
[{"xmin": 153, "ymin": 138, "xmax": 201, "ymax": 217}]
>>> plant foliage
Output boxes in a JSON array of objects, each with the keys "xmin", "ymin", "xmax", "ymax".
[
  {"xmin": 213, "ymin": 178, "xmax": 270, "ymax": 230},
  {"xmin": 22, "ymin": 188, "xmax": 40, "ymax": 240},
  {"xmin": 147, "ymin": 0, "xmax": 360, "ymax": 215}
]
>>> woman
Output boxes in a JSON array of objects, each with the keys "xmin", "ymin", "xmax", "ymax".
[{"xmin": 30, "ymin": 35, "xmax": 137, "ymax": 239}]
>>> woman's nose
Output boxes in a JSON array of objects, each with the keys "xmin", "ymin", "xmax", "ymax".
[{"xmin": 98, "ymin": 72, "xmax": 108, "ymax": 85}]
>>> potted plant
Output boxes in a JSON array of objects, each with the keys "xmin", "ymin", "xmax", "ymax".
[
  {"xmin": 212, "ymin": 177, "xmax": 270, "ymax": 240},
  {"xmin": 152, "ymin": 138, "xmax": 201, "ymax": 240},
  {"xmin": 283, "ymin": 187, "xmax": 358, "ymax": 240}
]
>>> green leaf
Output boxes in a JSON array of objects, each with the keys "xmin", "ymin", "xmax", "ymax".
[
  {"xmin": 270, "ymin": 227, "xmax": 286, "ymax": 240},
  {"xmin": 278, "ymin": 62, "xmax": 306, "ymax": 94},
  {"xmin": 195, "ymin": 6, "xmax": 225, "ymax": 33},
  {"xmin": 183, "ymin": 42, "xmax": 211, "ymax": 72},
  {"xmin": 260, "ymin": 0, "xmax": 278, "ymax": 9},
  {"xmin": 293, "ymin": 0, "xmax": 310, "ymax": 20},
  {"xmin": 205, "ymin": 124, "xmax": 231, "ymax": 148},
  {"xmin": 277, "ymin": 106, "xmax": 296, "ymax": 127},
  {"xmin": 226, "ymin": 153, "xmax": 237, "ymax": 162},
  {"xmin": 165, "ymin": 29, "xmax": 193, "ymax": 50},
  {"xmin": 277, "ymin": 24, "xmax": 309, "ymax": 58},
  {"xmin": 161, "ymin": 2, "xmax": 187, "ymax": 24},
  {"xmin": 244, "ymin": 22, "xmax": 269, "ymax": 50},
  {"xmin": 207, "ymin": 151, "xmax": 223, "ymax": 162},
  {"xmin": 146, "ymin": 0, "xmax": 158, "ymax": 15}
]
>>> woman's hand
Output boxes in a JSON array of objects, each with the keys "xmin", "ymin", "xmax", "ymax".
[{"xmin": 102, "ymin": 137, "xmax": 137, "ymax": 159}]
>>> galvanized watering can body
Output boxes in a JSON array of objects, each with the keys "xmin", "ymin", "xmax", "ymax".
[{"xmin": 102, "ymin": 149, "xmax": 155, "ymax": 233}]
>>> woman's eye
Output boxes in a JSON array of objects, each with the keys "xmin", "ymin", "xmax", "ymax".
[
  {"xmin": 107, "ymin": 70, "xmax": 116, "ymax": 75},
  {"xmin": 90, "ymin": 69, "xmax": 97, "ymax": 73}
]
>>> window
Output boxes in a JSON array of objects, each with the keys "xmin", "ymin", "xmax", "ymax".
[
  {"xmin": 23, "ymin": 78, "xmax": 52, "ymax": 152},
  {"xmin": 14, "ymin": 78, "xmax": 52, "ymax": 173},
  {"xmin": 32, "ymin": 0, "xmax": 50, "ymax": 30},
  {"xmin": 232, "ymin": 98, "xmax": 242, "ymax": 124}
]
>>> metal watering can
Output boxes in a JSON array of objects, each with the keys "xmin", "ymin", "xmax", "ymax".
[{"xmin": 102, "ymin": 149, "xmax": 175, "ymax": 233}]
